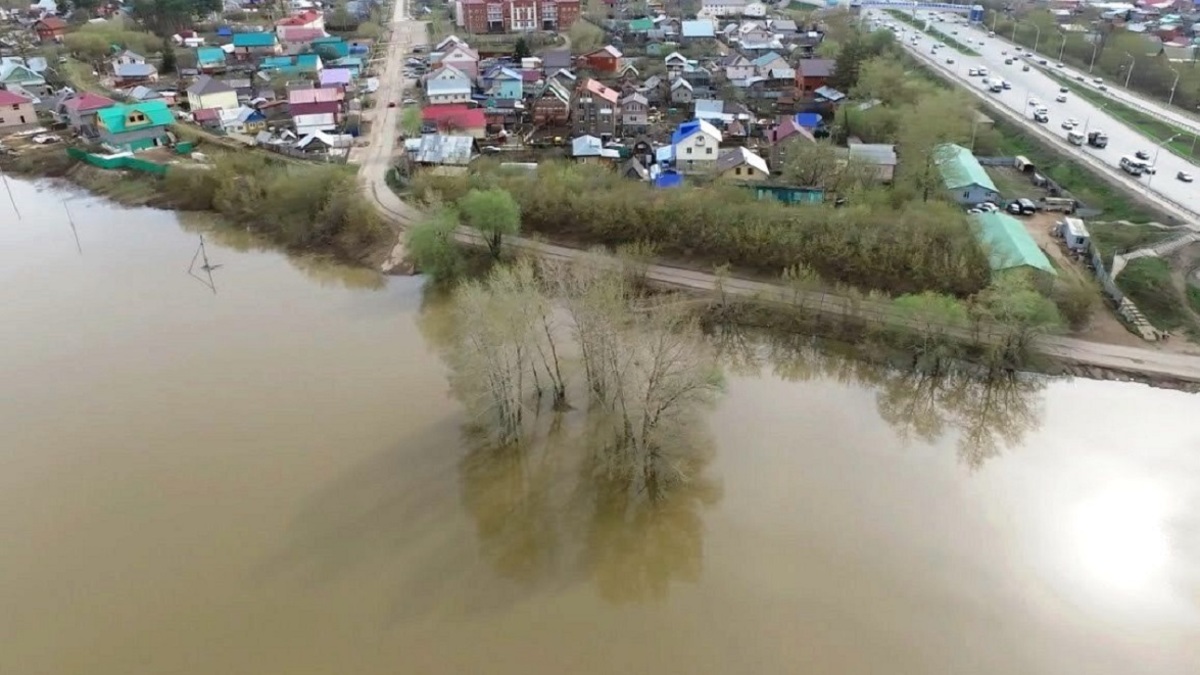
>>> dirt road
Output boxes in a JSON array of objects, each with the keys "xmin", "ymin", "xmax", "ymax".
[{"xmin": 352, "ymin": 13, "xmax": 1200, "ymax": 385}]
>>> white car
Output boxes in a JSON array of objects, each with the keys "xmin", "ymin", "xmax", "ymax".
[
  {"xmin": 946, "ymin": 57, "xmax": 955, "ymax": 64},
  {"xmin": 1061, "ymin": 119, "xmax": 1075, "ymax": 130},
  {"xmin": 1178, "ymin": 171, "xmax": 1194, "ymax": 183},
  {"xmin": 1056, "ymin": 94, "xmax": 1068, "ymax": 102},
  {"xmin": 968, "ymin": 68, "xmax": 979, "ymax": 76},
  {"xmin": 1067, "ymin": 118, "xmax": 1080, "ymax": 127},
  {"xmin": 1028, "ymin": 98, "xmax": 1041, "ymax": 107}
]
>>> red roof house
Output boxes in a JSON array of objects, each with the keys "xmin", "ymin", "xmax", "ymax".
[
  {"xmin": 422, "ymin": 104, "xmax": 487, "ymax": 138},
  {"xmin": 582, "ymin": 45, "xmax": 622, "ymax": 74},
  {"xmin": 33, "ymin": 16, "xmax": 67, "ymax": 43}
]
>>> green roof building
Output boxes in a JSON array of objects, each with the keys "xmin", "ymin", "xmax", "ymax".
[
  {"xmin": 971, "ymin": 212, "xmax": 1057, "ymax": 276},
  {"xmin": 232, "ymin": 32, "xmax": 279, "ymax": 49},
  {"xmin": 95, "ymin": 100, "xmax": 173, "ymax": 152},
  {"xmin": 934, "ymin": 143, "xmax": 1001, "ymax": 206},
  {"xmin": 629, "ymin": 18, "xmax": 654, "ymax": 32}
]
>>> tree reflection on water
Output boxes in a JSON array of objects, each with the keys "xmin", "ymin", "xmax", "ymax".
[
  {"xmin": 709, "ymin": 325, "xmax": 1046, "ymax": 470},
  {"xmin": 457, "ymin": 415, "xmax": 723, "ymax": 605}
]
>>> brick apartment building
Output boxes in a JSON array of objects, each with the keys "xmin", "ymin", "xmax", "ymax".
[{"xmin": 455, "ymin": 0, "xmax": 581, "ymax": 33}]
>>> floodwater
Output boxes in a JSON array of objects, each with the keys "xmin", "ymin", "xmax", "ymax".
[{"xmin": 2, "ymin": 177, "xmax": 1199, "ymax": 674}]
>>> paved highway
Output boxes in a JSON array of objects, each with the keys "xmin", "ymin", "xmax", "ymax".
[
  {"xmin": 954, "ymin": 15, "xmax": 1200, "ymax": 138},
  {"xmin": 868, "ymin": 10, "xmax": 1200, "ymax": 222}
]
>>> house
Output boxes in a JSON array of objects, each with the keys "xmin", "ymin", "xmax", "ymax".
[
  {"xmin": 293, "ymin": 110, "xmax": 338, "ymax": 136},
  {"xmin": 663, "ymin": 51, "xmax": 689, "ymax": 76},
  {"xmin": 573, "ymin": 78, "xmax": 620, "ymax": 138},
  {"xmin": 715, "ymin": 146, "xmax": 769, "ymax": 181},
  {"xmin": 0, "ymin": 59, "xmax": 47, "ymax": 95},
  {"xmin": 671, "ymin": 119, "xmax": 722, "ymax": 173},
  {"xmin": 94, "ymin": 100, "xmax": 173, "ymax": 151},
  {"xmin": 259, "ymin": 54, "xmax": 323, "ymax": 76},
  {"xmin": 638, "ymin": 75, "xmax": 665, "ymax": 105},
  {"xmin": 751, "ymin": 51, "xmax": 787, "ymax": 76},
  {"xmin": 112, "ymin": 50, "xmax": 146, "ymax": 67},
  {"xmin": 765, "ymin": 116, "xmax": 815, "ymax": 172},
  {"xmin": 232, "ymin": 32, "xmax": 281, "ymax": 60},
  {"xmin": 454, "ymin": 0, "xmax": 581, "ymax": 34},
  {"xmin": 421, "ymin": 104, "xmax": 486, "ymax": 138},
  {"xmin": 327, "ymin": 56, "xmax": 363, "ymax": 78},
  {"xmin": 112, "ymin": 62, "xmax": 159, "ymax": 86},
  {"xmin": 488, "ymin": 67, "xmax": 523, "ymax": 101},
  {"xmin": 187, "ymin": 75, "xmax": 239, "ymax": 112},
  {"xmin": 281, "ymin": 28, "xmax": 327, "ymax": 54},
  {"xmin": 721, "ymin": 54, "xmax": 755, "ymax": 82},
  {"xmin": 426, "ymin": 65, "xmax": 473, "ymax": 105},
  {"xmin": 289, "ymin": 87, "xmax": 344, "ymax": 107},
  {"xmin": 276, "ymin": 9, "xmax": 325, "ymax": 40},
  {"xmin": 127, "ymin": 86, "xmax": 163, "ymax": 102},
  {"xmin": 220, "ymin": 105, "xmax": 267, "ymax": 133},
  {"xmin": 196, "ymin": 46, "xmax": 227, "ymax": 72},
  {"xmin": 532, "ymin": 78, "xmax": 570, "ymax": 126},
  {"xmin": 699, "ymin": 0, "xmax": 746, "ymax": 17},
  {"xmin": 541, "ymin": 49, "xmax": 573, "ymax": 73},
  {"xmin": 971, "ymin": 212, "xmax": 1057, "ymax": 276},
  {"xmin": 670, "ymin": 78, "xmax": 693, "ymax": 105},
  {"xmin": 796, "ymin": 58, "xmax": 836, "ymax": 97},
  {"xmin": 191, "ymin": 107, "xmax": 222, "ymax": 130},
  {"xmin": 310, "ymin": 36, "xmax": 349, "ymax": 59},
  {"xmin": 32, "ymin": 16, "xmax": 67, "ymax": 43},
  {"xmin": 620, "ymin": 93, "xmax": 648, "ymax": 134},
  {"xmin": 405, "ymin": 133, "xmax": 475, "ymax": 173},
  {"xmin": 681, "ymin": 19, "xmax": 716, "ymax": 39},
  {"xmin": 435, "ymin": 42, "xmax": 480, "ymax": 80},
  {"xmin": 571, "ymin": 134, "xmax": 620, "ymax": 162},
  {"xmin": 935, "ymin": 143, "xmax": 1002, "ymax": 205},
  {"xmin": 582, "ymin": 46, "xmax": 622, "ymax": 74},
  {"xmin": 0, "ymin": 90, "xmax": 36, "ymax": 130},
  {"xmin": 58, "ymin": 92, "xmax": 116, "ymax": 133},
  {"xmin": 847, "ymin": 141, "xmax": 897, "ymax": 182},
  {"xmin": 319, "ymin": 68, "xmax": 353, "ymax": 89}
]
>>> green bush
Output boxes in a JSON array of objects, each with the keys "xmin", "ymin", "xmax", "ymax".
[{"xmin": 410, "ymin": 161, "xmax": 991, "ymax": 297}]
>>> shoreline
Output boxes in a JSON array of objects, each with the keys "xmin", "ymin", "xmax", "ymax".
[{"xmin": 7, "ymin": 152, "xmax": 1200, "ymax": 391}]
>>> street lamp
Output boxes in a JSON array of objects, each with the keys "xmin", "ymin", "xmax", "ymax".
[
  {"xmin": 1081, "ymin": 102, "xmax": 1108, "ymax": 137},
  {"xmin": 1168, "ymin": 66, "xmax": 1181, "ymax": 107},
  {"xmin": 1013, "ymin": 21, "xmax": 1043, "ymax": 54},
  {"xmin": 1123, "ymin": 52, "xmax": 1135, "ymax": 88},
  {"xmin": 1058, "ymin": 34, "xmax": 1068, "ymax": 62},
  {"xmin": 1146, "ymin": 133, "xmax": 1181, "ymax": 192},
  {"xmin": 1089, "ymin": 38, "xmax": 1100, "ymax": 73}
]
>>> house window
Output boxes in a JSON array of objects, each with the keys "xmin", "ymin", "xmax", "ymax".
[
  {"xmin": 10, "ymin": 104, "xmax": 18, "ymax": 111},
  {"xmin": 706, "ymin": 147, "xmax": 712, "ymax": 155},
  {"xmin": 686, "ymin": 147, "xmax": 692, "ymax": 155},
  {"xmin": 486, "ymin": 3, "xmax": 502, "ymax": 20},
  {"xmin": 963, "ymin": 191, "xmax": 970, "ymax": 198},
  {"xmin": 735, "ymin": 167, "xmax": 741, "ymax": 175}
]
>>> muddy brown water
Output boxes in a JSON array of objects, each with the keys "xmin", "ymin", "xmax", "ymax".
[{"xmin": 2, "ymin": 178, "xmax": 1199, "ymax": 674}]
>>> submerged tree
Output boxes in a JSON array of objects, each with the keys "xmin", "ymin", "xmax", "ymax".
[{"xmin": 458, "ymin": 187, "xmax": 521, "ymax": 259}]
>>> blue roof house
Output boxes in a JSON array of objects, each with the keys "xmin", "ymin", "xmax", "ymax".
[
  {"xmin": 311, "ymin": 36, "xmax": 349, "ymax": 59},
  {"xmin": 329, "ymin": 56, "xmax": 363, "ymax": 77},
  {"xmin": 488, "ymin": 67, "xmax": 523, "ymax": 101},
  {"xmin": 196, "ymin": 46, "xmax": 226, "ymax": 71},
  {"xmin": 681, "ymin": 19, "xmax": 715, "ymax": 39},
  {"xmin": 670, "ymin": 118, "xmax": 722, "ymax": 173}
]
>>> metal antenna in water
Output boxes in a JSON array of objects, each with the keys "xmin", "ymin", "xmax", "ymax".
[{"xmin": 187, "ymin": 234, "xmax": 222, "ymax": 294}]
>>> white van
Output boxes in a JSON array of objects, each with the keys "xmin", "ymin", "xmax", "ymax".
[
  {"xmin": 1120, "ymin": 156, "xmax": 1145, "ymax": 176},
  {"xmin": 1068, "ymin": 130, "xmax": 1084, "ymax": 145}
]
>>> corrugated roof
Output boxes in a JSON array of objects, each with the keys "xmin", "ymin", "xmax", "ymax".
[
  {"xmin": 187, "ymin": 75, "xmax": 234, "ymax": 96},
  {"xmin": 582, "ymin": 78, "xmax": 619, "ymax": 103},
  {"xmin": 681, "ymin": 19, "xmax": 715, "ymax": 38},
  {"xmin": 96, "ymin": 100, "xmax": 173, "ymax": 133},
  {"xmin": 716, "ymin": 147, "xmax": 769, "ymax": 175},
  {"xmin": 971, "ymin": 212, "xmax": 1057, "ymax": 275},
  {"xmin": 848, "ymin": 142, "xmax": 897, "ymax": 166},
  {"xmin": 412, "ymin": 134, "xmax": 474, "ymax": 165},
  {"xmin": 934, "ymin": 144, "xmax": 997, "ymax": 191},
  {"xmin": 232, "ymin": 32, "xmax": 277, "ymax": 48}
]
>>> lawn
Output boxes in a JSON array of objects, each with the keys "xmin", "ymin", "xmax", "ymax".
[
  {"xmin": 1042, "ymin": 70, "xmax": 1200, "ymax": 163},
  {"xmin": 1087, "ymin": 221, "xmax": 1177, "ymax": 261},
  {"xmin": 1116, "ymin": 257, "xmax": 1194, "ymax": 332}
]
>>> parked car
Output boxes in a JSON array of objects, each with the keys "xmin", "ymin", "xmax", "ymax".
[
  {"xmin": 1178, "ymin": 171, "xmax": 1194, "ymax": 183},
  {"xmin": 1006, "ymin": 198, "xmax": 1037, "ymax": 215}
]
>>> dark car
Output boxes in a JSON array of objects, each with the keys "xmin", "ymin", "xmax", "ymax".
[{"xmin": 1135, "ymin": 150, "xmax": 1150, "ymax": 160}]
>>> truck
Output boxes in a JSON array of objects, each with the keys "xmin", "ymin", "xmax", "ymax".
[
  {"xmin": 1087, "ymin": 130, "xmax": 1108, "ymax": 148},
  {"xmin": 1068, "ymin": 130, "xmax": 1085, "ymax": 146},
  {"xmin": 989, "ymin": 79, "xmax": 1003, "ymax": 93}
]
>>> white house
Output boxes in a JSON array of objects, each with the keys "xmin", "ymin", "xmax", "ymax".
[
  {"xmin": 294, "ymin": 111, "xmax": 337, "ymax": 136},
  {"xmin": 722, "ymin": 54, "xmax": 755, "ymax": 81},
  {"xmin": 425, "ymin": 65, "xmax": 472, "ymax": 105},
  {"xmin": 671, "ymin": 118, "xmax": 723, "ymax": 174},
  {"xmin": 698, "ymin": 0, "xmax": 747, "ymax": 18},
  {"xmin": 436, "ymin": 42, "xmax": 480, "ymax": 80},
  {"xmin": 743, "ymin": 1, "xmax": 767, "ymax": 17}
]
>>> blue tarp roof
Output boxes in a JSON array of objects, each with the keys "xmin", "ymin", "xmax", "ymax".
[
  {"xmin": 655, "ymin": 170, "xmax": 683, "ymax": 188},
  {"xmin": 794, "ymin": 112, "xmax": 822, "ymax": 129}
]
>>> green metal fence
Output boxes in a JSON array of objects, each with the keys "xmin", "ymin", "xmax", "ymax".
[{"xmin": 66, "ymin": 147, "xmax": 168, "ymax": 176}]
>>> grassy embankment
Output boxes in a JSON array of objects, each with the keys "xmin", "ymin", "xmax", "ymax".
[
  {"xmin": 886, "ymin": 11, "xmax": 979, "ymax": 56},
  {"xmin": 1043, "ymin": 70, "xmax": 1200, "ymax": 163},
  {"xmin": 1118, "ymin": 257, "xmax": 1196, "ymax": 334}
]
